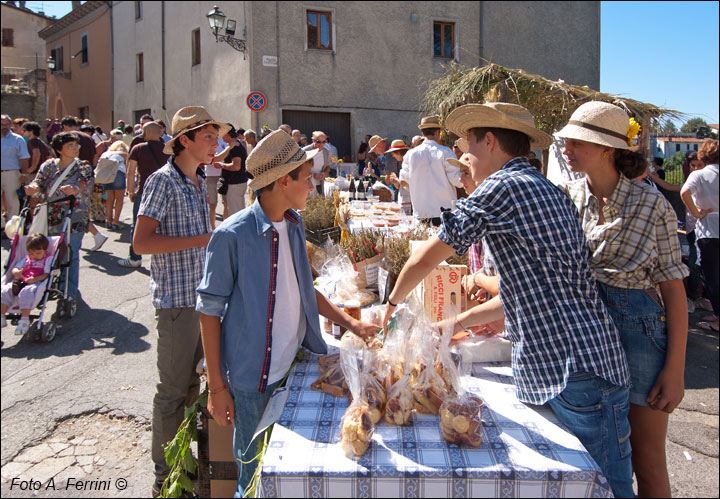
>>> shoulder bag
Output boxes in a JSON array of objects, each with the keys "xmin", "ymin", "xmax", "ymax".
[{"xmin": 29, "ymin": 159, "xmax": 76, "ymax": 235}]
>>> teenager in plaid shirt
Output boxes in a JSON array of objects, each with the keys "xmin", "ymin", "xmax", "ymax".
[
  {"xmin": 133, "ymin": 106, "xmax": 227, "ymax": 498},
  {"xmin": 384, "ymin": 103, "xmax": 634, "ymax": 498}
]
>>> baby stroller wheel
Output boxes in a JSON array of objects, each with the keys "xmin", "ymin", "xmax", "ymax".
[
  {"xmin": 65, "ymin": 298, "xmax": 77, "ymax": 318},
  {"xmin": 26, "ymin": 322, "xmax": 40, "ymax": 342},
  {"xmin": 56, "ymin": 299, "xmax": 67, "ymax": 318},
  {"xmin": 40, "ymin": 322, "xmax": 57, "ymax": 343}
]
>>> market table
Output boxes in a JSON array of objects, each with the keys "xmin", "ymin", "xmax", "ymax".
[{"xmin": 257, "ymin": 354, "xmax": 613, "ymax": 498}]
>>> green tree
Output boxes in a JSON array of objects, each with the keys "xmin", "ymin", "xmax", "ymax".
[
  {"xmin": 696, "ymin": 125, "xmax": 718, "ymax": 139},
  {"xmin": 663, "ymin": 151, "xmax": 686, "ymax": 185},
  {"xmin": 680, "ymin": 117, "xmax": 707, "ymax": 133},
  {"xmin": 662, "ymin": 120, "xmax": 678, "ymax": 135}
]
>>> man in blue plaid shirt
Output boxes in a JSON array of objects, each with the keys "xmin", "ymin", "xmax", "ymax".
[
  {"xmin": 133, "ymin": 106, "xmax": 229, "ymax": 498},
  {"xmin": 383, "ymin": 103, "xmax": 634, "ymax": 498}
]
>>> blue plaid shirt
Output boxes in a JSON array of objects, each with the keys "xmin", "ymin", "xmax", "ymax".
[
  {"xmin": 437, "ymin": 157, "xmax": 630, "ymax": 405},
  {"xmin": 138, "ymin": 160, "xmax": 210, "ymax": 309}
]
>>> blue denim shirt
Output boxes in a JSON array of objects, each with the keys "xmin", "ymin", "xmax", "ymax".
[{"xmin": 196, "ymin": 199, "xmax": 327, "ymax": 393}]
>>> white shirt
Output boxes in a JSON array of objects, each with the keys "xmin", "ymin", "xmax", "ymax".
[
  {"xmin": 304, "ymin": 145, "xmax": 326, "ymax": 188},
  {"xmin": 400, "ymin": 139, "xmax": 462, "ymax": 218},
  {"xmin": 205, "ymin": 138, "xmax": 227, "ymax": 177},
  {"xmin": 268, "ymin": 220, "xmax": 306, "ymax": 384},
  {"xmin": 684, "ymin": 164, "xmax": 719, "ymax": 239},
  {"xmin": 99, "ymin": 151, "xmax": 126, "ymax": 174}
]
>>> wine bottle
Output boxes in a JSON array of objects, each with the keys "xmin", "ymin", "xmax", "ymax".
[
  {"xmin": 356, "ymin": 177, "xmax": 365, "ymax": 200},
  {"xmin": 349, "ymin": 177, "xmax": 357, "ymax": 200}
]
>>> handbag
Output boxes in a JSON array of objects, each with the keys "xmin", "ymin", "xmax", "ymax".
[
  {"xmin": 29, "ymin": 159, "xmax": 75, "ymax": 235},
  {"xmin": 94, "ymin": 154, "xmax": 120, "ymax": 184}
]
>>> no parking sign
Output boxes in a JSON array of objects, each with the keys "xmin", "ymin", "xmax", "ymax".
[{"xmin": 246, "ymin": 91, "xmax": 267, "ymax": 112}]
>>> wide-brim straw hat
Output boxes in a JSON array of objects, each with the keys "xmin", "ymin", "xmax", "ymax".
[
  {"xmin": 448, "ymin": 154, "xmax": 471, "ymax": 169},
  {"xmin": 162, "ymin": 106, "xmax": 231, "ymax": 155},
  {"xmin": 418, "ymin": 115, "xmax": 442, "ymax": 130},
  {"xmin": 247, "ymin": 130, "xmax": 319, "ymax": 190},
  {"xmin": 454, "ymin": 137, "xmax": 469, "ymax": 153},
  {"xmin": 368, "ymin": 135, "xmax": 388, "ymax": 153},
  {"xmin": 385, "ymin": 139, "xmax": 409, "ymax": 153},
  {"xmin": 446, "ymin": 103, "xmax": 553, "ymax": 150},
  {"xmin": 555, "ymin": 101, "xmax": 637, "ymax": 150}
]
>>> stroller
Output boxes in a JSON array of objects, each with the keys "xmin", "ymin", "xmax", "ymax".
[{"xmin": 2, "ymin": 196, "xmax": 76, "ymax": 342}]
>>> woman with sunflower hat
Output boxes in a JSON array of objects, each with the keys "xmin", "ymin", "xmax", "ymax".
[{"xmin": 557, "ymin": 101, "xmax": 688, "ymax": 498}]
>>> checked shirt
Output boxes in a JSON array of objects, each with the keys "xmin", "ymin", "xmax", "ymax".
[
  {"xmin": 139, "ymin": 161, "xmax": 210, "ymax": 309},
  {"xmin": 437, "ymin": 157, "xmax": 630, "ymax": 405},
  {"xmin": 565, "ymin": 173, "xmax": 688, "ymax": 289}
]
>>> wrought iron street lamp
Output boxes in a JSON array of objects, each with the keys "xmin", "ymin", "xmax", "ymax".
[
  {"xmin": 207, "ymin": 5, "xmax": 247, "ymax": 58},
  {"xmin": 47, "ymin": 56, "xmax": 56, "ymax": 71}
]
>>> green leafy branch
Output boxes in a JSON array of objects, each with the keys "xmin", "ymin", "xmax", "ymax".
[{"xmin": 159, "ymin": 390, "xmax": 207, "ymax": 498}]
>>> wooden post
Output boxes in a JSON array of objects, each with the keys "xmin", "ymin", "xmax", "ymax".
[{"xmin": 639, "ymin": 114, "xmax": 652, "ymax": 159}]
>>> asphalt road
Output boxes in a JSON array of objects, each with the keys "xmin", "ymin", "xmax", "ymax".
[{"xmin": 1, "ymin": 200, "xmax": 718, "ymax": 497}]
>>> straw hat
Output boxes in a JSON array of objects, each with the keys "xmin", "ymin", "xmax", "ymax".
[
  {"xmin": 418, "ymin": 115, "xmax": 442, "ymax": 130},
  {"xmin": 448, "ymin": 155, "xmax": 472, "ymax": 169},
  {"xmin": 385, "ymin": 139, "xmax": 409, "ymax": 153},
  {"xmin": 445, "ymin": 103, "xmax": 553, "ymax": 150},
  {"xmin": 162, "ymin": 106, "xmax": 231, "ymax": 155},
  {"xmin": 454, "ymin": 137, "xmax": 469, "ymax": 153},
  {"xmin": 555, "ymin": 101, "xmax": 637, "ymax": 150},
  {"xmin": 368, "ymin": 135, "xmax": 388, "ymax": 153},
  {"xmin": 246, "ymin": 130, "xmax": 319, "ymax": 190}
]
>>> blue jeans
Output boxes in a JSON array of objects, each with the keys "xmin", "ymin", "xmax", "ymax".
[
  {"xmin": 230, "ymin": 381, "xmax": 281, "ymax": 498},
  {"xmin": 548, "ymin": 372, "xmax": 635, "ymax": 498},
  {"xmin": 129, "ymin": 195, "xmax": 141, "ymax": 261},
  {"xmin": 58, "ymin": 231, "xmax": 83, "ymax": 298}
]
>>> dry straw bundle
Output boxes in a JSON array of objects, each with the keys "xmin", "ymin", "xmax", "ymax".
[{"xmin": 422, "ymin": 61, "xmax": 683, "ymax": 154}]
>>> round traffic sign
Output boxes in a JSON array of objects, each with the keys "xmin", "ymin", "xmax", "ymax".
[{"xmin": 247, "ymin": 91, "xmax": 267, "ymax": 112}]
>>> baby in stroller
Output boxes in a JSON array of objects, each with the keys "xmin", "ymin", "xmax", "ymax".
[{"xmin": 1, "ymin": 233, "xmax": 52, "ymax": 335}]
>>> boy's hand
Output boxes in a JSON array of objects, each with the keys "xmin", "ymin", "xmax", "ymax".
[
  {"xmin": 349, "ymin": 320, "xmax": 381, "ymax": 340},
  {"xmin": 207, "ymin": 387, "xmax": 235, "ymax": 426},
  {"xmin": 12, "ymin": 269, "xmax": 23, "ymax": 279}
]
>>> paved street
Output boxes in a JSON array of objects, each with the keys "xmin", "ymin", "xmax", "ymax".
[{"xmin": 1, "ymin": 200, "xmax": 718, "ymax": 498}]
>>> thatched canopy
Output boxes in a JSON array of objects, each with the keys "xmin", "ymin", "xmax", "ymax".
[{"xmin": 423, "ymin": 62, "xmax": 683, "ymax": 151}]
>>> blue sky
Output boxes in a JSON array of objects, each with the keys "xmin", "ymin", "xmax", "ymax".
[
  {"xmin": 601, "ymin": 1, "xmax": 719, "ymax": 125},
  {"xmin": 20, "ymin": 1, "xmax": 720, "ymax": 126}
]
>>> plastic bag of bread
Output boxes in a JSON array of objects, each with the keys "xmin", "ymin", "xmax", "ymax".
[
  {"xmin": 439, "ymin": 394, "xmax": 484, "ymax": 447},
  {"xmin": 407, "ymin": 321, "xmax": 449, "ymax": 415},
  {"xmin": 437, "ymin": 327, "xmax": 484, "ymax": 448},
  {"xmin": 361, "ymin": 354, "xmax": 386, "ymax": 424},
  {"xmin": 311, "ymin": 353, "xmax": 347, "ymax": 398},
  {"xmin": 434, "ymin": 317, "xmax": 460, "ymax": 396},
  {"xmin": 376, "ymin": 301, "xmax": 418, "ymax": 391},
  {"xmin": 339, "ymin": 336, "xmax": 374, "ymax": 457}
]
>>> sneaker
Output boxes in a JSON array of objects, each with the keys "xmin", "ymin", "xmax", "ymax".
[
  {"xmin": 90, "ymin": 232, "xmax": 109, "ymax": 252},
  {"xmin": 118, "ymin": 258, "xmax": 141, "ymax": 268},
  {"xmin": 687, "ymin": 298, "xmax": 696, "ymax": 314},
  {"xmin": 15, "ymin": 318, "xmax": 30, "ymax": 335}
]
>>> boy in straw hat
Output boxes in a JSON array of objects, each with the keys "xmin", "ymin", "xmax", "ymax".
[
  {"xmin": 196, "ymin": 130, "xmax": 380, "ymax": 496},
  {"xmin": 400, "ymin": 115, "xmax": 463, "ymax": 225},
  {"xmin": 132, "ymin": 105, "xmax": 228, "ymax": 497},
  {"xmin": 383, "ymin": 102, "xmax": 634, "ymax": 498}
]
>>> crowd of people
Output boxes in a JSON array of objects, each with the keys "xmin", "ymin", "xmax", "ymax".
[{"xmin": 1, "ymin": 102, "xmax": 718, "ymax": 499}]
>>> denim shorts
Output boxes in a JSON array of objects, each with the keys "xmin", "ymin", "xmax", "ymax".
[
  {"xmin": 102, "ymin": 170, "xmax": 126, "ymax": 191},
  {"xmin": 598, "ymin": 282, "xmax": 667, "ymax": 407}
]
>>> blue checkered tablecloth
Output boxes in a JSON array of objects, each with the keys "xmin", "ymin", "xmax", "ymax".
[{"xmin": 258, "ymin": 355, "xmax": 613, "ymax": 498}]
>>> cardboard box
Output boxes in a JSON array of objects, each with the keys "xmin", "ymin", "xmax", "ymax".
[
  {"xmin": 410, "ymin": 241, "xmax": 477, "ymax": 322},
  {"xmin": 198, "ymin": 408, "xmax": 239, "ymax": 498}
]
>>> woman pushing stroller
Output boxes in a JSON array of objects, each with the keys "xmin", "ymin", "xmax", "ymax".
[{"xmin": 23, "ymin": 132, "xmax": 94, "ymax": 311}]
